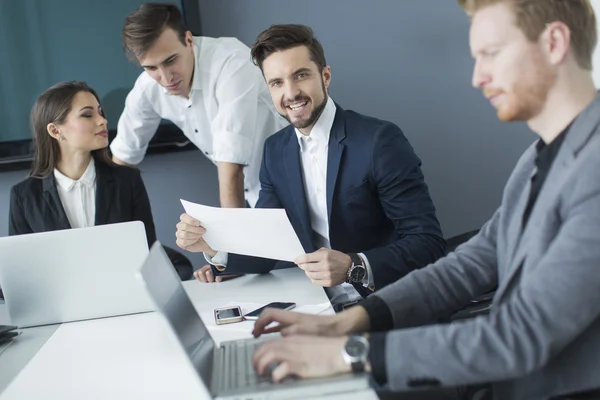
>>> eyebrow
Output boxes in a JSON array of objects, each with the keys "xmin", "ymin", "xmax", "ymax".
[
  {"xmin": 472, "ymin": 42, "xmax": 504, "ymax": 57},
  {"xmin": 141, "ymin": 54, "xmax": 178, "ymax": 69},
  {"xmin": 267, "ymin": 67, "xmax": 313, "ymax": 85},
  {"xmin": 78, "ymin": 105, "xmax": 101, "ymax": 112}
]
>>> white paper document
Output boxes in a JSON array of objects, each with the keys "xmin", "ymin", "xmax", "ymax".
[{"xmin": 181, "ymin": 199, "xmax": 305, "ymax": 262}]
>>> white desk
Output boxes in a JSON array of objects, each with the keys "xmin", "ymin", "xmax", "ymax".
[{"xmin": 0, "ymin": 268, "xmax": 378, "ymax": 400}]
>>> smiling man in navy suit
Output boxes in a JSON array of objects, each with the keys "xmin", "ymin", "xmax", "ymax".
[{"xmin": 176, "ymin": 24, "xmax": 445, "ymax": 308}]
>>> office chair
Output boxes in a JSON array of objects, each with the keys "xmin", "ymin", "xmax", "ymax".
[{"xmin": 163, "ymin": 245, "xmax": 194, "ymax": 281}]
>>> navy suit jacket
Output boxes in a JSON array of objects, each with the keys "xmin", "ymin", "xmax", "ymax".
[{"xmin": 216, "ymin": 105, "xmax": 445, "ymax": 292}]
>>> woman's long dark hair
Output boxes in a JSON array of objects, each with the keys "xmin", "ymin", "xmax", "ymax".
[{"xmin": 29, "ymin": 81, "xmax": 114, "ymax": 179}]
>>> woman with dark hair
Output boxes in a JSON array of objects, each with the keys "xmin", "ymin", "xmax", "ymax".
[{"xmin": 8, "ymin": 81, "xmax": 157, "ymax": 245}]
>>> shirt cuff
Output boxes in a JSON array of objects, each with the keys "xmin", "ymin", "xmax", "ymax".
[
  {"xmin": 212, "ymin": 130, "xmax": 252, "ymax": 166},
  {"xmin": 359, "ymin": 295, "xmax": 393, "ymax": 332},
  {"xmin": 368, "ymin": 332, "xmax": 388, "ymax": 386},
  {"xmin": 204, "ymin": 251, "xmax": 228, "ymax": 272},
  {"xmin": 109, "ymin": 140, "xmax": 145, "ymax": 165},
  {"xmin": 358, "ymin": 252, "xmax": 374, "ymax": 290}
]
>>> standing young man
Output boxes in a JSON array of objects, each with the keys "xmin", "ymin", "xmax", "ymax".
[
  {"xmin": 110, "ymin": 3, "xmax": 286, "ymax": 208},
  {"xmin": 249, "ymin": 2, "xmax": 600, "ymax": 399}
]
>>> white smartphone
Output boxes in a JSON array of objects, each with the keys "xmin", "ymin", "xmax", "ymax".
[
  {"xmin": 214, "ymin": 306, "xmax": 244, "ymax": 325},
  {"xmin": 243, "ymin": 302, "xmax": 296, "ymax": 321}
]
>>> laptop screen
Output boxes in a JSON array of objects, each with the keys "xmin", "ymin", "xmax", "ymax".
[{"xmin": 139, "ymin": 243, "xmax": 215, "ymax": 387}]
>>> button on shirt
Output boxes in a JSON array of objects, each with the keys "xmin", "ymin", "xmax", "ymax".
[
  {"xmin": 110, "ymin": 36, "xmax": 287, "ymax": 207},
  {"xmin": 53, "ymin": 158, "xmax": 96, "ymax": 229}
]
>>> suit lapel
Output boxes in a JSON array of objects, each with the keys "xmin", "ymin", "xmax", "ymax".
[
  {"xmin": 496, "ymin": 93, "xmax": 600, "ymax": 301},
  {"xmin": 94, "ymin": 163, "xmax": 114, "ymax": 226},
  {"xmin": 326, "ymin": 107, "xmax": 346, "ymax": 222},
  {"xmin": 503, "ymin": 160, "xmax": 536, "ymax": 274},
  {"xmin": 42, "ymin": 175, "xmax": 71, "ymax": 230},
  {"xmin": 283, "ymin": 131, "xmax": 314, "ymax": 252}
]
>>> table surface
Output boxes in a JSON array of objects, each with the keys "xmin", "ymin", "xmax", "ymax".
[{"xmin": 0, "ymin": 268, "xmax": 378, "ymax": 400}]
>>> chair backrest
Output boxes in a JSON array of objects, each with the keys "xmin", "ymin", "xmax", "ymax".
[{"xmin": 445, "ymin": 229, "xmax": 480, "ymax": 254}]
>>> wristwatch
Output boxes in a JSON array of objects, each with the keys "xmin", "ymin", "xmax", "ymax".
[
  {"xmin": 346, "ymin": 253, "xmax": 366, "ymax": 283},
  {"xmin": 341, "ymin": 334, "xmax": 370, "ymax": 373}
]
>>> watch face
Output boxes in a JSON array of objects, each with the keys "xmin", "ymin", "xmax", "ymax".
[
  {"xmin": 346, "ymin": 339, "xmax": 367, "ymax": 357},
  {"xmin": 350, "ymin": 266, "xmax": 366, "ymax": 282}
]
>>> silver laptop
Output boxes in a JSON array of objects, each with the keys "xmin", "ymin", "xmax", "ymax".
[
  {"xmin": 0, "ymin": 221, "xmax": 154, "ymax": 328},
  {"xmin": 138, "ymin": 241, "xmax": 369, "ymax": 400}
]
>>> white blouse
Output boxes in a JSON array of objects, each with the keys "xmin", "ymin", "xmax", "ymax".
[{"xmin": 53, "ymin": 158, "xmax": 96, "ymax": 229}]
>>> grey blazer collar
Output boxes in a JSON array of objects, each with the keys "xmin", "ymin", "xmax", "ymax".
[{"xmin": 496, "ymin": 92, "xmax": 600, "ymax": 300}]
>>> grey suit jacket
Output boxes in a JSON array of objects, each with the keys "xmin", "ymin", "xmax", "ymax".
[{"xmin": 372, "ymin": 94, "xmax": 600, "ymax": 400}]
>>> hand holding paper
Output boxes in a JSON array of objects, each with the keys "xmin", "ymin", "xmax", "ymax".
[
  {"xmin": 179, "ymin": 200, "xmax": 305, "ymax": 262},
  {"xmin": 175, "ymin": 212, "xmax": 215, "ymax": 255}
]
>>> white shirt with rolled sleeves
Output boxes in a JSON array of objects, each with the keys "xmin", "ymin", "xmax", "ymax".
[{"xmin": 110, "ymin": 36, "xmax": 287, "ymax": 207}]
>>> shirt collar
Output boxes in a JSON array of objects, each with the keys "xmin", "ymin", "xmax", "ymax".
[
  {"xmin": 160, "ymin": 37, "xmax": 203, "ymax": 96},
  {"xmin": 295, "ymin": 96, "xmax": 336, "ymax": 150},
  {"xmin": 54, "ymin": 157, "xmax": 96, "ymax": 191},
  {"xmin": 534, "ymin": 121, "xmax": 572, "ymax": 172}
]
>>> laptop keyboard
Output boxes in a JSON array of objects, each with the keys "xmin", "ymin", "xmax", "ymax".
[{"xmin": 219, "ymin": 338, "xmax": 277, "ymax": 391}]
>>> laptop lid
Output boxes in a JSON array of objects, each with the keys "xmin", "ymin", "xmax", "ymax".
[
  {"xmin": 138, "ymin": 242, "xmax": 215, "ymax": 389},
  {"xmin": 0, "ymin": 221, "xmax": 153, "ymax": 328}
]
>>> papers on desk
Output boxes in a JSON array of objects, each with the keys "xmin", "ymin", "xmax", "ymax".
[
  {"xmin": 181, "ymin": 200, "xmax": 305, "ymax": 262},
  {"xmin": 199, "ymin": 302, "xmax": 332, "ymax": 333}
]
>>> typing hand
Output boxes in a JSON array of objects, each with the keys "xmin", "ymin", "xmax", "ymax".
[
  {"xmin": 175, "ymin": 213, "xmax": 216, "ymax": 254},
  {"xmin": 252, "ymin": 308, "xmax": 339, "ymax": 338},
  {"xmin": 193, "ymin": 264, "xmax": 241, "ymax": 283},
  {"xmin": 252, "ymin": 335, "xmax": 350, "ymax": 383},
  {"xmin": 294, "ymin": 248, "xmax": 351, "ymax": 287}
]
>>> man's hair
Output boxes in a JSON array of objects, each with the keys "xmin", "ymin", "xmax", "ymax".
[
  {"xmin": 457, "ymin": 0, "xmax": 597, "ymax": 70},
  {"xmin": 122, "ymin": 3, "xmax": 187, "ymax": 61},
  {"xmin": 250, "ymin": 24, "xmax": 327, "ymax": 72}
]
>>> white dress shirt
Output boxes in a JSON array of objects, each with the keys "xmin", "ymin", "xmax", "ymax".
[
  {"xmin": 293, "ymin": 97, "xmax": 373, "ymax": 305},
  {"xmin": 54, "ymin": 158, "xmax": 96, "ymax": 229},
  {"xmin": 207, "ymin": 97, "xmax": 374, "ymax": 306},
  {"xmin": 110, "ymin": 36, "xmax": 287, "ymax": 207}
]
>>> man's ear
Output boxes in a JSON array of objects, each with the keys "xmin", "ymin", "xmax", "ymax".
[
  {"xmin": 542, "ymin": 21, "xmax": 571, "ymax": 66},
  {"xmin": 185, "ymin": 30, "xmax": 194, "ymax": 47},
  {"xmin": 322, "ymin": 66, "xmax": 332, "ymax": 89}
]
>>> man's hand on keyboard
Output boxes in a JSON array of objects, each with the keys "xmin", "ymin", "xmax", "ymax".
[
  {"xmin": 251, "ymin": 308, "xmax": 338, "ymax": 338},
  {"xmin": 252, "ymin": 306, "xmax": 372, "ymax": 338},
  {"xmin": 252, "ymin": 335, "xmax": 350, "ymax": 382}
]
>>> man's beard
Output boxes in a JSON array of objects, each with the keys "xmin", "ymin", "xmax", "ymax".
[
  {"xmin": 280, "ymin": 81, "xmax": 328, "ymax": 129},
  {"xmin": 485, "ymin": 54, "xmax": 556, "ymax": 122}
]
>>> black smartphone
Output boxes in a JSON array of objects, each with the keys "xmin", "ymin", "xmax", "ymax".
[{"xmin": 244, "ymin": 302, "xmax": 296, "ymax": 320}]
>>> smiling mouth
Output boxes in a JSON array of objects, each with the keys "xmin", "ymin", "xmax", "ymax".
[{"xmin": 286, "ymin": 101, "xmax": 308, "ymax": 111}]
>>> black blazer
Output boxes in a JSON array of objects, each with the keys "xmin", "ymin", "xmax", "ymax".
[{"xmin": 8, "ymin": 161, "xmax": 156, "ymax": 246}]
